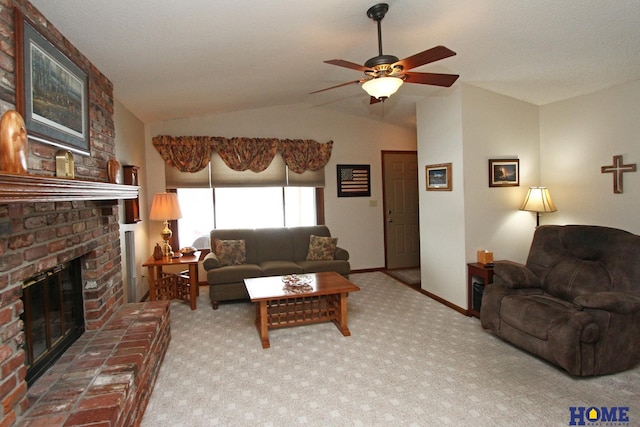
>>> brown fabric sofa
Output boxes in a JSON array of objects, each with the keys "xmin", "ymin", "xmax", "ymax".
[
  {"xmin": 202, "ymin": 225, "xmax": 350, "ymax": 309},
  {"xmin": 481, "ymin": 225, "xmax": 640, "ymax": 376}
]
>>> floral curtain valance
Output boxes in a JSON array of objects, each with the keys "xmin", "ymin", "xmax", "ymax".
[
  {"xmin": 210, "ymin": 137, "xmax": 279, "ymax": 173},
  {"xmin": 152, "ymin": 135, "xmax": 333, "ymax": 174},
  {"xmin": 279, "ymin": 139, "xmax": 333, "ymax": 174},
  {"xmin": 152, "ymin": 136, "xmax": 214, "ymax": 173}
]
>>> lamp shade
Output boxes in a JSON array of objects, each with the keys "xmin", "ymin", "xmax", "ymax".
[
  {"xmin": 149, "ymin": 192, "xmax": 183, "ymax": 221},
  {"xmin": 362, "ymin": 77, "xmax": 403, "ymax": 99},
  {"xmin": 519, "ymin": 187, "xmax": 557, "ymax": 213}
]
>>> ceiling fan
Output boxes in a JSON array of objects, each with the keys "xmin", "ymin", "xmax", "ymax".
[{"xmin": 310, "ymin": 3, "xmax": 459, "ymax": 104}]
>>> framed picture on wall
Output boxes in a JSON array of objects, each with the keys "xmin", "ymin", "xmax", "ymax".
[
  {"xmin": 14, "ymin": 8, "xmax": 90, "ymax": 155},
  {"xmin": 337, "ymin": 164, "xmax": 371, "ymax": 197},
  {"xmin": 488, "ymin": 159, "xmax": 520, "ymax": 187},
  {"xmin": 426, "ymin": 163, "xmax": 452, "ymax": 191}
]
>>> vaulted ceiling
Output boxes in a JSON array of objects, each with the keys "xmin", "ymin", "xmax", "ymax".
[{"xmin": 28, "ymin": 0, "xmax": 640, "ymax": 128}]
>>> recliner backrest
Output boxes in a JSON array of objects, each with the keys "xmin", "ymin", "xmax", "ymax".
[{"xmin": 526, "ymin": 225, "xmax": 640, "ymax": 300}]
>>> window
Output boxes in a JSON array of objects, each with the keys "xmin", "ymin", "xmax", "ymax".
[
  {"xmin": 176, "ymin": 189, "xmax": 214, "ymax": 249},
  {"xmin": 176, "ymin": 187, "xmax": 317, "ymax": 248}
]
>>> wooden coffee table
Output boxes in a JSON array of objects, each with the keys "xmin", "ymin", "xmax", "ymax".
[{"xmin": 244, "ymin": 272, "xmax": 360, "ymax": 349}]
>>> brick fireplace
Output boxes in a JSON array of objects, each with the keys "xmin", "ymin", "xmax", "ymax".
[{"xmin": 0, "ymin": 1, "xmax": 132, "ymax": 425}]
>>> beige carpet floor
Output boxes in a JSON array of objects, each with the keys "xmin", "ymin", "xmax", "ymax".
[
  {"xmin": 141, "ymin": 272, "xmax": 640, "ymax": 427},
  {"xmin": 383, "ymin": 268, "xmax": 421, "ymax": 286}
]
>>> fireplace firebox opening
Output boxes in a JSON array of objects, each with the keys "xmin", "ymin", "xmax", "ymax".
[{"xmin": 21, "ymin": 258, "xmax": 85, "ymax": 385}]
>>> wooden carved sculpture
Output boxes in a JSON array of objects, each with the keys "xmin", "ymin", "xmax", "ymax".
[{"xmin": 0, "ymin": 110, "xmax": 28, "ymax": 174}]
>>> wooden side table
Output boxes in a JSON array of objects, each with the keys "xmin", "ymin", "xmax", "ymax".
[
  {"xmin": 467, "ymin": 262, "xmax": 494, "ymax": 318},
  {"xmin": 143, "ymin": 251, "xmax": 201, "ymax": 310}
]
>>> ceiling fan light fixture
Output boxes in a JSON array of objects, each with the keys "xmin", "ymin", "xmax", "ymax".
[{"xmin": 362, "ymin": 76, "xmax": 403, "ymax": 100}]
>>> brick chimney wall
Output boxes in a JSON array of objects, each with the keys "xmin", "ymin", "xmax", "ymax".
[{"xmin": 0, "ymin": 1, "xmax": 123, "ymax": 426}]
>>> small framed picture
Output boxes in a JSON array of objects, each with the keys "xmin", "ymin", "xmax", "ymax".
[
  {"xmin": 489, "ymin": 159, "xmax": 519, "ymax": 187},
  {"xmin": 426, "ymin": 163, "xmax": 452, "ymax": 191},
  {"xmin": 337, "ymin": 164, "xmax": 371, "ymax": 197}
]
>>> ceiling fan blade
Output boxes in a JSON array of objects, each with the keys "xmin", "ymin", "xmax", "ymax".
[
  {"xmin": 403, "ymin": 71, "xmax": 459, "ymax": 87},
  {"xmin": 394, "ymin": 46, "xmax": 456, "ymax": 71},
  {"xmin": 324, "ymin": 59, "xmax": 369, "ymax": 72},
  {"xmin": 309, "ymin": 80, "xmax": 362, "ymax": 94}
]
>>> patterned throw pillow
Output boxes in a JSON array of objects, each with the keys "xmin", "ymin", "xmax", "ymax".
[
  {"xmin": 306, "ymin": 235, "xmax": 338, "ymax": 261},
  {"xmin": 214, "ymin": 239, "xmax": 246, "ymax": 266}
]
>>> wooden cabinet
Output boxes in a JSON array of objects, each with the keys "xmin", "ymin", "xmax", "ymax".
[
  {"xmin": 123, "ymin": 165, "xmax": 140, "ymax": 223},
  {"xmin": 467, "ymin": 262, "xmax": 494, "ymax": 318}
]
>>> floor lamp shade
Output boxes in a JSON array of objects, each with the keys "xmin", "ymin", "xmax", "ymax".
[{"xmin": 519, "ymin": 187, "xmax": 557, "ymax": 226}]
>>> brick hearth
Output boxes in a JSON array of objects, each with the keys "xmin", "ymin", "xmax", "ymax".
[{"xmin": 17, "ymin": 301, "xmax": 170, "ymax": 427}]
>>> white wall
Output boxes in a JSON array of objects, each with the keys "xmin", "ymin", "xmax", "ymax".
[
  {"xmin": 146, "ymin": 103, "xmax": 417, "ymax": 270},
  {"xmin": 416, "ymin": 87, "xmax": 467, "ymax": 308},
  {"xmin": 461, "ymin": 85, "xmax": 540, "ymax": 264},
  {"xmin": 540, "ymin": 80, "xmax": 640, "ymax": 234},
  {"xmin": 417, "ymin": 84, "xmax": 540, "ymax": 310},
  {"xmin": 114, "ymin": 101, "xmax": 150, "ymax": 302}
]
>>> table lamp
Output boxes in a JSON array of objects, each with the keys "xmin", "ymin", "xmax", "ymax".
[
  {"xmin": 149, "ymin": 192, "xmax": 183, "ymax": 257},
  {"xmin": 519, "ymin": 187, "xmax": 557, "ymax": 227}
]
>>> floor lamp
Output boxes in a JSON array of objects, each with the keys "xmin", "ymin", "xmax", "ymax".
[
  {"xmin": 149, "ymin": 192, "xmax": 183, "ymax": 257},
  {"xmin": 519, "ymin": 187, "xmax": 557, "ymax": 227}
]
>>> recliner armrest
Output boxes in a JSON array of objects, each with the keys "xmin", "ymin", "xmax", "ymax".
[
  {"xmin": 334, "ymin": 246, "xmax": 349, "ymax": 261},
  {"xmin": 493, "ymin": 260, "xmax": 541, "ymax": 289},
  {"xmin": 574, "ymin": 292, "xmax": 640, "ymax": 314},
  {"xmin": 202, "ymin": 252, "xmax": 220, "ymax": 270}
]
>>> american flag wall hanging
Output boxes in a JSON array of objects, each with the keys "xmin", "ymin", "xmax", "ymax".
[{"xmin": 337, "ymin": 164, "xmax": 371, "ymax": 197}]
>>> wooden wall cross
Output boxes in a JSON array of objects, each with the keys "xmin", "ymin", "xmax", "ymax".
[{"xmin": 601, "ymin": 155, "xmax": 637, "ymax": 194}]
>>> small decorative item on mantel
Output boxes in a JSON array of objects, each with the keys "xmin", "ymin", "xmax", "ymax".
[
  {"xmin": 0, "ymin": 110, "xmax": 28, "ymax": 174},
  {"xmin": 55, "ymin": 150, "xmax": 75, "ymax": 178},
  {"xmin": 153, "ymin": 243, "xmax": 163, "ymax": 260},
  {"xmin": 107, "ymin": 159, "xmax": 120, "ymax": 183}
]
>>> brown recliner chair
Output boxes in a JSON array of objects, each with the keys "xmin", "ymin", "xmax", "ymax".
[{"xmin": 481, "ymin": 225, "xmax": 640, "ymax": 376}]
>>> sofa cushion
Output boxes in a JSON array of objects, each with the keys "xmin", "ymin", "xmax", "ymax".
[
  {"xmin": 255, "ymin": 228, "xmax": 294, "ymax": 262},
  {"xmin": 260, "ymin": 260, "xmax": 303, "ymax": 276},
  {"xmin": 500, "ymin": 294, "xmax": 580, "ymax": 340},
  {"xmin": 211, "ymin": 229, "xmax": 259, "ymax": 264},
  {"xmin": 291, "ymin": 225, "xmax": 332, "ymax": 261},
  {"xmin": 214, "ymin": 239, "xmax": 246, "ymax": 266},
  {"xmin": 207, "ymin": 264, "xmax": 263, "ymax": 284},
  {"xmin": 544, "ymin": 257, "xmax": 612, "ymax": 300},
  {"xmin": 298, "ymin": 259, "xmax": 351, "ymax": 276},
  {"xmin": 306, "ymin": 235, "xmax": 338, "ymax": 261}
]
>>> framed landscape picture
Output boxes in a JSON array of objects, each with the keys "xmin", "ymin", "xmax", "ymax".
[
  {"xmin": 426, "ymin": 163, "xmax": 452, "ymax": 191},
  {"xmin": 489, "ymin": 159, "xmax": 519, "ymax": 187},
  {"xmin": 15, "ymin": 9, "xmax": 90, "ymax": 155}
]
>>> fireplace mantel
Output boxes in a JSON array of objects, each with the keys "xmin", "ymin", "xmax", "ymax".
[{"xmin": 0, "ymin": 172, "xmax": 138, "ymax": 203}]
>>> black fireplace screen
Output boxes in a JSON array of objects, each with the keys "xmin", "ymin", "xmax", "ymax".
[{"xmin": 21, "ymin": 259, "xmax": 84, "ymax": 385}]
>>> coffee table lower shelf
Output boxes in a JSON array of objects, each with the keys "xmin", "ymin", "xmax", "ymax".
[
  {"xmin": 245, "ymin": 272, "xmax": 359, "ymax": 349},
  {"xmin": 255, "ymin": 293, "xmax": 350, "ymax": 348}
]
